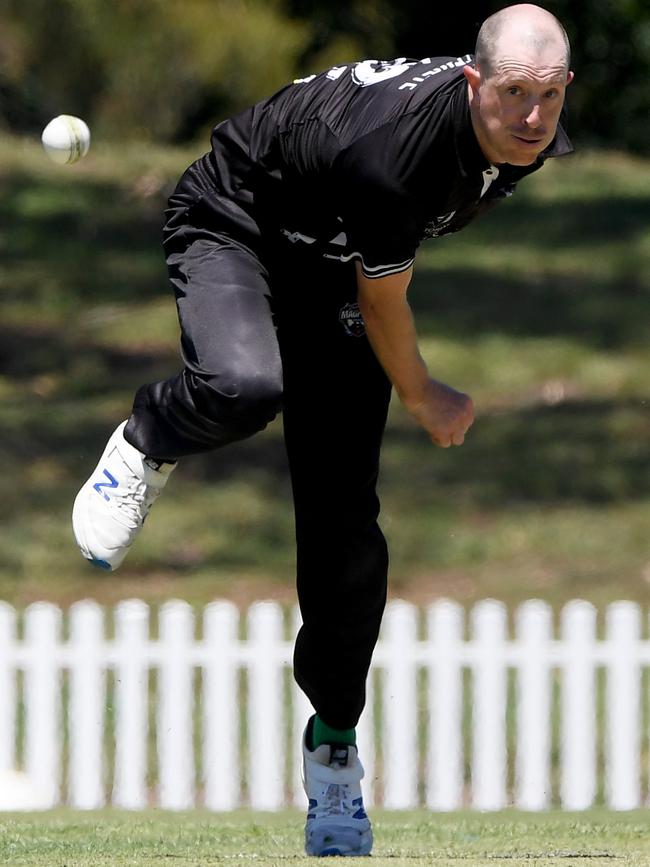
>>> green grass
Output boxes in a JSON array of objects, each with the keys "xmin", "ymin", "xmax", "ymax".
[
  {"xmin": 2, "ymin": 137, "xmax": 650, "ymax": 608},
  {"xmin": 1, "ymin": 809, "xmax": 650, "ymax": 865}
]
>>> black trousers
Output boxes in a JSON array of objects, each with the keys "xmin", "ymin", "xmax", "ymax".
[{"xmin": 125, "ymin": 199, "xmax": 392, "ymax": 729}]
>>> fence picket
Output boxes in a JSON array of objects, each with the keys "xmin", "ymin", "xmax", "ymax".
[
  {"xmin": 382, "ymin": 600, "xmax": 419, "ymax": 808},
  {"xmin": 247, "ymin": 602, "xmax": 285, "ymax": 809},
  {"xmin": 472, "ymin": 600, "xmax": 507, "ymax": 810},
  {"xmin": 426, "ymin": 599, "xmax": 464, "ymax": 810},
  {"xmin": 605, "ymin": 601, "xmax": 640, "ymax": 809},
  {"xmin": 203, "ymin": 600, "xmax": 240, "ymax": 811},
  {"xmin": 69, "ymin": 600, "xmax": 106, "ymax": 809},
  {"xmin": 158, "ymin": 600, "xmax": 195, "ymax": 809},
  {"xmin": 113, "ymin": 599, "xmax": 149, "ymax": 809},
  {"xmin": 24, "ymin": 602, "xmax": 61, "ymax": 809},
  {"xmin": 0, "ymin": 603, "xmax": 16, "ymax": 775},
  {"xmin": 560, "ymin": 600, "xmax": 597, "ymax": 809},
  {"xmin": 515, "ymin": 600, "xmax": 552, "ymax": 810},
  {"xmin": 291, "ymin": 606, "xmax": 311, "ymax": 807},
  {"xmin": 356, "ymin": 677, "xmax": 376, "ymax": 809}
]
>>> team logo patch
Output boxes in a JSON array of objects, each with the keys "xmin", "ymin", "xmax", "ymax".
[{"xmin": 339, "ymin": 302, "xmax": 365, "ymax": 337}]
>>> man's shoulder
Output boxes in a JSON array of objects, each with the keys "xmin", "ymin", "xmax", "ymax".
[
  {"xmin": 285, "ymin": 55, "xmax": 471, "ymax": 140},
  {"xmin": 327, "ymin": 58, "xmax": 470, "ymax": 191},
  {"xmin": 382, "ymin": 54, "xmax": 473, "ymax": 98}
]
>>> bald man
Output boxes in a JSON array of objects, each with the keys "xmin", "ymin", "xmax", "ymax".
[
  {"xmin": 73, "ymin": 4, "xmax": 573, "ymax": 855},
  {"xmin": 467, "ymin": 4, "xmax": 573, "ymax": 166}
]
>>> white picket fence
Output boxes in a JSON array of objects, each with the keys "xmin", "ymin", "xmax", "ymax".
[{"xmin": 0, "ymin": 597, "xmax": 648, "ymax": 812}]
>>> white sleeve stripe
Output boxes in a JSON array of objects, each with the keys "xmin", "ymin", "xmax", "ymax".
[
  {"xmin": 362, "ymin": 258, "xmax": 414, "ymax": 278},
  {"xmin": 360, "ymin": 257, "xmax": 413, "ymax": 273},
  {"xmin": 322, "ymin": 250, "xmax": 415, "ymax": 276}
]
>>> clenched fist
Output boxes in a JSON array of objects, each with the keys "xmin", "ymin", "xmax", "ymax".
[{"xmin": 404, "ymin": 378, "xmax": 474, "ymax": 448}]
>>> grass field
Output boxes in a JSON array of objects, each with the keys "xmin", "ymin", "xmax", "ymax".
[
  {"xmin": 2, "ymin": 808, "xmax": 650, "ymax": 865},
  {"xmin": 2, "ymin": 138, "xmax": 650, "ymax": 609}
]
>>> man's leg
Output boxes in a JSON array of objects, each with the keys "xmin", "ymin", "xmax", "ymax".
[
  {"xmin": 278, "ymin": 260, "xmax": 392, "ymax": 730},
  {"xmin": 126, "ymin": 233, "xmax": 283, "ymax": 460},
  {"xmin": 73, "ymin": 228, "xmax": 283, "ymax": 569}
]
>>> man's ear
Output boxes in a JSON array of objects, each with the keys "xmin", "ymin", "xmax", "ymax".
[
  {"xmin": 566, "ymin": 70, "xmax": 575, "ymax": 86},
  {"xmin": 463, "ymin": 63, "xmax": 481, "ymax": 93}
]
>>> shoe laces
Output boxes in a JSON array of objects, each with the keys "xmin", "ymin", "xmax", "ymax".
[
  {"xmin": 111, "ymin": 470, "xmax": 161, "ymax": 527},
  {"xmin": 318, "ymin": 783, "xmax": 353, "ymax": 818}
]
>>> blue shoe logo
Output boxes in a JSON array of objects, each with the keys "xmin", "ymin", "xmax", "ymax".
[
  {"xmin": 93, "ymin": 469, "xmax": 118, "ymax": 501},
  {"xmin": 352, "ymin": 797, "xmax": 367, "ymax": 820}
]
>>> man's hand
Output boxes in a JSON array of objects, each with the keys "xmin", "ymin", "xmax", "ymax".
[{"xmin": 403, "ymin": 378, "xmax": 474, "ymax": 448}]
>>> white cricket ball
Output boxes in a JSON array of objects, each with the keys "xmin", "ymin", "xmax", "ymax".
[{"xmin": 41, "ymin": 114, "xmax": 91, "ymax": 165}]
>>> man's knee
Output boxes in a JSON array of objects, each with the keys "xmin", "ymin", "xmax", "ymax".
[{"xmin": 189, "ymin": 366, "xmax": 283, "ymax": 428}]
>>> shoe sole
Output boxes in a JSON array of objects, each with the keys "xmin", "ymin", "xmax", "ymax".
[
  {"xmin": 72, "ymin": 483, "xmax": 115, "ymax": 570},
  {"xmin": 305, "ymin": 825, "xmax": 372, "ymax": 857}
]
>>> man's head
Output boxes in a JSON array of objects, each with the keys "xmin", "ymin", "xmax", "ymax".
[{"xmin": 463, "ymin": 4, "xmax": 574, "ymax": 166}]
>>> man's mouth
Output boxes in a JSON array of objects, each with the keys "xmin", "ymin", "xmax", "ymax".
[{"xmin": 511, "ymin": 133, "xmax": 544, "ymax": 145}]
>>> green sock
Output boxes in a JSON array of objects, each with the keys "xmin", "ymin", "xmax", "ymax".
[{"xmin": 312, "ymin": 714, "xmax": 356, "ymax": 748}]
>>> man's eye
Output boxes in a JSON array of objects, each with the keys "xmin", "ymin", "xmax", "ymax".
[{"xmin": 507, "ymin": 86, "xmax": 521, "ymax": 95}]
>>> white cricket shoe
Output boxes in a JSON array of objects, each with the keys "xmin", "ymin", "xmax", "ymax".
[
  {"xmin": 72, "ymin": 421, "xmax": 175, "ymax": 571},
  {"xmin": 303, "ymin": 732, "xmax": 372, "ymax": 857}
]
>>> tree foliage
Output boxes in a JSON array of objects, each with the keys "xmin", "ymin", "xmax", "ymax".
[
  {"xmin": 0, "ymin": 0, "xmax": 310, "ymax": 141},
  {"xmin": 1, "ymin": 0, "xmax": 649, "ymax": 152}
]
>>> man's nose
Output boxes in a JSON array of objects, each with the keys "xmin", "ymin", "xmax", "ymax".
[{"xmin": 524, "ymin": 102, "xmax": 543, "ymax": 128}]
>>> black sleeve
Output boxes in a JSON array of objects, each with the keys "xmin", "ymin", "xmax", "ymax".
[{"xmin": 331, "ymin": 136, "xmax": 420, "ymax": 279}]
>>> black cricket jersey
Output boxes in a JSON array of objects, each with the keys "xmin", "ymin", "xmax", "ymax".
[{"xmin": 175, "ymin": 55, "xmax": 572, "ymax": 278}]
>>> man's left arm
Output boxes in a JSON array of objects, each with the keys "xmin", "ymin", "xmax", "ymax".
[{"xmin": 356, "ymin": 263, "xmax": 474, "ymax": 448}]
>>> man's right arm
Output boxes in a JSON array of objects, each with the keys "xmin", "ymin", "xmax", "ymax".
[{"xmin": 356, "ymin": 263, "xmax": 474, "ymax": 448}]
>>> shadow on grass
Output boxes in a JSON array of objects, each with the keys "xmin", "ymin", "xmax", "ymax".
[
  {"xmin": 450, "ymin": 192, "xmax": 650, "ymax": 250},
  {"xmin": 408, "ymin": 190, "xmax": 650, "ymax": 349},
  {"xmin": 0, "ymin": 322, "xmax": 174, "ymax": 384},
  {"xmin": 409, "ymin": 266, "xmax": 650, "ymax": 349},
  {"xmin": 1, "ymin": 172, "xmax": 169, "ymax": 307},
  {"xmin": 382, "ymin": 397, "xmax": 650, "ymax": 506}
]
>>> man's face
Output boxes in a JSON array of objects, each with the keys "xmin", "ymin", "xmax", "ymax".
[{"xmin": 465, "ymin": 48, "xmax": 573, "ymax": 166}]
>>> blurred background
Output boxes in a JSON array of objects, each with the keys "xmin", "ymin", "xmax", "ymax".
[{"xmin": 2, "ymin": 0, "xmax": 650, "ymax": 611}]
